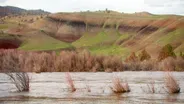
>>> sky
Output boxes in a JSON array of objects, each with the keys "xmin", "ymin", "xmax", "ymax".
[{"xmin": 0, "ymin": 0, "xmax": 184, "ymax": 15}]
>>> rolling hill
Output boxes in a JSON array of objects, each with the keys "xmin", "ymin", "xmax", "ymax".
[
  {"xmin": 0, "ymin": 9, "xmax": 184, "ymax": 59},
  {"xmin": 0, "ymin": 6, "xmax": 50, "ymax": 17}
]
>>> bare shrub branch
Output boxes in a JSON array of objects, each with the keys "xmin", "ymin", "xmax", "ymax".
[{"xmin": 6, "ymin": 72, "xmax": 29, "ymax": 92}]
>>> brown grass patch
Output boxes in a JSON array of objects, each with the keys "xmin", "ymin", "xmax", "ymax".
[{"xmin": 110, "ymin": 76, "xmax": 130, "ymax": 93}]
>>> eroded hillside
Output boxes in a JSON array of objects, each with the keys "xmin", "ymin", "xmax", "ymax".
[{"xmin": 1, "ymin": 11, "xmax": 184, "ymax": 58}]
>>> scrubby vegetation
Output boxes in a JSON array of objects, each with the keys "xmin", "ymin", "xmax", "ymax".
[
  {"xmin": 6, "ymin": 72, "xmax": 29, "ymax": 92},
  {"xmin": 0, "ymin": 49, "xmax": 184, "ymax": 72},
  {"xmin": 110, "ymin": 76, "xmax": 130, "ymax": 93},
  {"xmin": 0, "ymin": 49, "xmax": 123, "ymax": 72},
  {"xmin": 164, "ymin": 72, "xmax": 180, "ymax": 93},
  {"xmin": 158, "ymin": 44, "xmax": 176, "ymax": 61},
  {"xmin": 138, "ymin": 49, "xmax": 151, "ymax": 61},
  {"xmin": 141, "ymin": 79, "xmax": 156, "ymax": 94}
]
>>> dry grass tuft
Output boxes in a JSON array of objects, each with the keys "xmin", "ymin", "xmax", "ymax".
[
  {"xmin": 143, "ymin": 79, "xmax": 156, "ymax": 93},
  {"xmin": 65, "ymin": 72, "xmax": 76, "ymax": 92},
  {"xmin": 85, "ymin": 84, "xmax": 91, "ymax": 92},
  {"xmin": 6, "ymin": 72, "xmax": 29, "ymax": 92},
  {"xmin": 110, "ymin": 77, "xmax": 130, "ymax": 93},
  {"xmin": 164, "ymin": 72, "xmax": 180, "ymax": 94},
  {"xmin": 147, "ymin": 80, "xmax": 155, "ymax": 93}
]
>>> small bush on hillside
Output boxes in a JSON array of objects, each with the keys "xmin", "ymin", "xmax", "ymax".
[
  {"xmin": 29, "ymin": 18, "xmax": 34, "ymax": 23},
  {"xmin": 125, "ymin": 52, "xmax": 139, "ymax": 62},
  {"xmin": 158, "ymin": 44, "xmax": 176, "ymax": 61},
  {"xmin": 138, "ymin": 49, "xmax": 151, "ymax": 61},
  {"xmin": 179, "ymin": 52, "xmax": 184, "ymax": 59}
]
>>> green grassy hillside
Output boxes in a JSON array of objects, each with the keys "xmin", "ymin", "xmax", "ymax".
[
  {"xmin": 19, "ymin": 32, "xmax": 72, "ymax": 51},
  {"xmin": 0, "ymin": 11, "xmax": 183, "ymax": 59}
]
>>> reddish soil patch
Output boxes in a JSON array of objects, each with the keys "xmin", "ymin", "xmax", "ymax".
[{"xmin": 0, "ymin": 39, "xmax": 22, "ymax": 49}]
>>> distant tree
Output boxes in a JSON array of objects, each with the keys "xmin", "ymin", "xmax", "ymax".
[
  {"xmin": 138, "ymin": 49, "xmax": 151, "ymax": 61},
  {"xmin": 158, "ymin": 44, "xmax": 176, "ymax": 61},
  {"xmin": 105, "ymin": 8, "xmax": 110, "ymax": 13}
]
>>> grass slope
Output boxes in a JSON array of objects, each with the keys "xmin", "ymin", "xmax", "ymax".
[
  {"xmin": 19, "ymin": 33, "xmax": 72, "ymax": 51},
  {"xmin": 89, "ymin": 45, "xmax": 130, "ymax": 58},
  {"xmin": 72, "ymin": 30, "xmax": 120, "ymax": 47},
  {"xmin": 156, "ymin": 29, "xmax": 184, "ymax": 46}
]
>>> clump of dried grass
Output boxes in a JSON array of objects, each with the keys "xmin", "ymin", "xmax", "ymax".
[
  {"xmin": 6, "ymin": 72, "xmax": 29, "ymax": 92},
  {"xmin": 65, "ymin": 72, "xmax": 76, "ymax": 92},
  {"xmin": 147, "ymin": 80, "xmax": 155, "ymax": 93},
  {"xmin": 85, "ymin": 84, "xmax": 91, "ymax": 92},
  {"xmin": 110, "ymin": 77, "xmax": 130, "ymax": 93},
  {"xmin": 164, "ymin": 72, "xmax": 180, "ymax": 94},
  {"xmin": 141, "ymin": 79, "xmax": 156, "ymax": 93}
]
